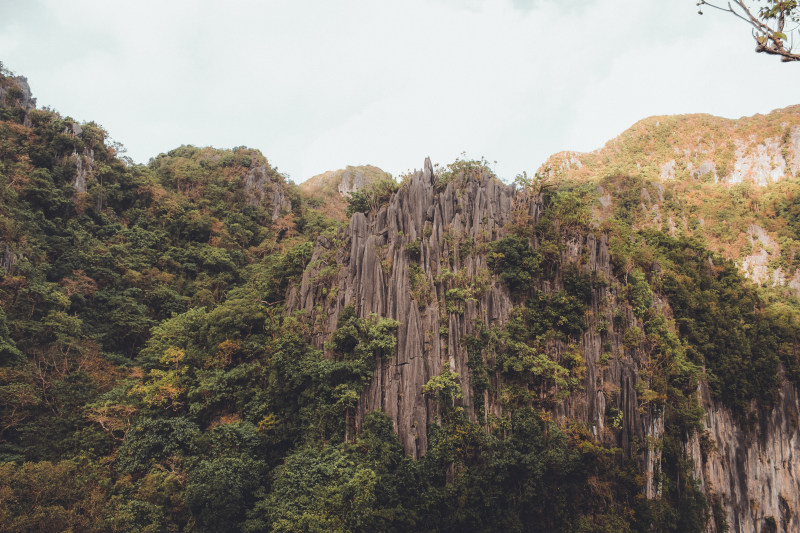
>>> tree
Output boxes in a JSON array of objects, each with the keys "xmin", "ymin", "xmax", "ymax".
[{"xmin": 698, "ymin": 1, "xmax": 800, "ymax": 61}]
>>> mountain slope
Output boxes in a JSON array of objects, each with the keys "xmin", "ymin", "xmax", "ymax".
[
  {"xmin": 293, "ymin": 155, "xmax": 800, "ymax": 532},
  {"xmin": 3, "ymin": 63, "xmax": 800, "ymax": 532},
  {"xmin": 543, "ymin": 106, "xmax": 800, "ymax": 292}
]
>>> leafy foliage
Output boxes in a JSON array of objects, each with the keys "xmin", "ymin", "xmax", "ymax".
[
  {"xmin": 488, "ymin": 235, "xmax": 542, "ymax": 292},
  {"xmin": 1, "ymin": 68, "xmax": 793, "ymax": 533},
  {"xmin": 345, "ymin": 177, "xmax": 399, "ymax": 217}
]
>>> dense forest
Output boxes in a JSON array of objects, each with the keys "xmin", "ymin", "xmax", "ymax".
[{"xmin": 2, "ymin": 65, "xmax": 800, "ymax": 532}]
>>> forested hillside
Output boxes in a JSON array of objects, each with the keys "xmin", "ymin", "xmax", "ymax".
[{"xmin": 2, "ymin": 66, "xmax": 800, "ymax": 532}]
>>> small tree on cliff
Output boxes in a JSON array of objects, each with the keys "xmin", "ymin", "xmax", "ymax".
[{"xmin": 698, "ymin": 0, "xmax": 800, "ymax": 61}]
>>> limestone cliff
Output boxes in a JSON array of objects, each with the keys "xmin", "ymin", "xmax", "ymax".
[
  {"xmin": 290, "ymin": 157, "xmax": 800, "ymax": 532},
  {"xmin": 541, "ymin": 106, "xmax": 800, "ymax": 297},
  {"xmin": 687, "ymin": 382, "xmax": 800, "ymax": 532},
  {"xmin": 243, "ymin": 160, "xmax": 292, "ymax": 221}
]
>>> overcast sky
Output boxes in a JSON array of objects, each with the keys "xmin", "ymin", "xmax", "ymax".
[{"xmin": 1, "ymin": 0, "xmax": 799, "ymax": 183}]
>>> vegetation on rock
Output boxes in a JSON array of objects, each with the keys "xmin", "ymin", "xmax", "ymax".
[{"xmin": 1, "ymin": 65, "xmax": 799, "ymax": 532}]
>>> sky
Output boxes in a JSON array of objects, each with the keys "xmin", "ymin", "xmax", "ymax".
[{"xmin": 1, "ymin": 0, "xmax": 799, "ymax": 183}]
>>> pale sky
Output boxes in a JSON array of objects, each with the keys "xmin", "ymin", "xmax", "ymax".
[{"xmin": 1, "ymin": 0, "xmax": 799, "ymax": 183}]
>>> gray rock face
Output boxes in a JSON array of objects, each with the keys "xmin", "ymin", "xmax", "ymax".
[
  {"xmin": 72, "ymin": 147, "xmax": 94, "ymax": 194},
  {"xmin": 242, "ymin": 163, "xmax": 292, "ymax": 220},
  {"xmin": 290, "ymin": 157, "xmax": 800, "ymax": 529},
  {"xmin": 687, "ymin": 382, "xmax": 800, "ymax": 532},
  {"xmin": 337, "ymin": 167, "xmax": 375, "ymax": 196},
  {"xmin": 742, "ymin": 224, "xmax": 778, "ymax": 285},
  {"xmin": 790, "ymin": 126, "xmax": 800, "ymax": 177},
  {"xmin": 728, "ymin": 138, "xmax": 786, "ymax": 186},
  {"xmin": 0, "ymin": 76, "xmax": 36, "ymax": 126},
  {"xmin": 692, "ymin": 159, "xmax": 717, "ymax": 181},
  {"xmin": 0, "ymin": 242, "xmax": 16, "ymax": 274},
  {"xmin": 661, "ymin": 160, "xmax": 676, "ymax": 179},
  {"xmin": 56, "ymin": 123, "xmax": 96, "ymax": 194},
  {"xmin": 291, "ymin": 158, "xmax": 518, "ymax": 456},
  {"xmin": 290, "ymin": 158, "xmax": 662, "ymax": 463}
]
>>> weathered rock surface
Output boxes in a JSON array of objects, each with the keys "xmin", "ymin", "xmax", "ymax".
[
  {"xmin": 790, "ymin": 126, "xmax": 800, "ymax": 177},
  {"xmin": 727, "ymin": 137, "xmax": 787, "ymax": 186},
  {"xmin": 688, "ymin": 381, "xmax": 800, "ymax": 532},
  {"xmin": 72, "ymin": 146, "xmax": 94, "ymax": 194},
  {"xmin": 692, "ymin": 159, "xmax": 717, "ymax": 181},
  {"xmin": 289, "ymin": 159, "xmax": 664, "ymax": 465},
  {"xmin": 290, "ymin": 157, "xmax": 800, "ymax": 531},
  {"xmin": 291, "ymin": 158, "xmax": 518, "ymax": 456},
  {"xmin": 243, "ymin": 162, "xmax": 292, "ymax": 220},
  {"xmin": 0, "ymin": 75, "xmax": 36, "ymax": 126}
]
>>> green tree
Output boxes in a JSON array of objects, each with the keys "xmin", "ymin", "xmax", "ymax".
[{"xmin": 0, "ymin": 308, "xmax": 22, "ymax": 366}]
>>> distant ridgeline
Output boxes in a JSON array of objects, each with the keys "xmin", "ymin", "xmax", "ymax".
[{"xmin": 1, "ymin": 64, "xmax": 800, "ymax": 532}]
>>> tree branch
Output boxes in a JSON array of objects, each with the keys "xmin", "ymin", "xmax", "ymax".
[{"xmin": 698, "ymin": 0, "xmax": 800, "ymax": 61}]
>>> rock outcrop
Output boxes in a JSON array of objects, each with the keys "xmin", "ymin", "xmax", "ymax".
[
  {"xmin": 0, "ymin": 242, "xmax": 16, "ymax": 274},
  {"xmin": 727, "ymin": 137, "xmax": 787, "ymax": 186},
  {"xmin": 540, "ymin": 107, "xmax": 800, "ymax": 303},
  {"xmin": 291, "ymin": 158, "xmax": 516, "ymax": 456},
  {"xmin": 687, "ymin": 381, "xmax": 800, "ymax": 532},
  {"xmin": 290, "ymin": 159, "xmax": 661, "ymax": 460},
  {"xmin": 290, "ymin": 157, "xmax": 800, "ymax": 531},
  {"xmin": 0, "ymin": 75, "xmax": 36, "ymax": 126},
  {"xmin": 243, "ymin": 162, "xmax": 292, "ymax": 220}
]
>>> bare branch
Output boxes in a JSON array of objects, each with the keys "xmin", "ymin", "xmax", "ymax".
[{"xmin": 698, "ymin": 0, "xmax": 800, "ymax": 61}]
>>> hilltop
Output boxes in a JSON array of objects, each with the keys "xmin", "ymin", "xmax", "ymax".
[
  {"xmin": 542, "ymin": 106, "xmax": 800, "ymax": 291},
  {"xmin": 299, "ymin": 165, "xmax": 392, "ymax": 221}
]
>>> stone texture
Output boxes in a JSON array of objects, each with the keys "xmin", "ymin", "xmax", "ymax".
[
  {"xmin": 0, "ymin": 76, "xmax": 36, "ymax": 126},
  {"xmin": 660, "ymin": 160, "xmax": 676, "ymax": 179},
  {"xmin": 692, "ymin": 159, "xmax": 717, "ymax": 181},
  {"xmin": 290, "ymin": 159, "xmax": 663, "ymax": 464},
  {"xmin": 742, "ymin": 224, "xmax": 778, "ymax": 285},
  {"xmin": 688, "ymin": 381, "xmax": 800, "ymax": 532},
  {"xmin": 728, "ymin": 138, "xmax": 787, "ymax": 186},
  {"xmin": 289, "ymin": 157, "xmax": 800, "ymax": 530},
  {"xmin": 790, "ymin": 126, "xmax": 800, "ymax": 177},
  {"xmin": 242, "ymin": 163, "xmax": 292, "ymax": 220},
  {"xmin": 291, "ymin": 158, "xmax": 518, "ymax": 456},
  {"xmin": 337, "ymin": 167, "xmax": 378, "ymax": 195},
  {"xmin": 72, "ymin": 147, "xmax": 94, "ymax": 194}
]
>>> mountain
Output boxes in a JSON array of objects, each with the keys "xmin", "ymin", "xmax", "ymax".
[
  {"xmin": 293, "ymin": 156, "xmax": 800, "ymax": 532},
  {"xmin": 300, "ymin": 165, "xmax": 393, "ymax": 221},
  {"xmin": 2, "ymin": 63, "xmax": 800, "ymax": 532},
  {"xmin": 543, "ymin": 107, "xmax": 800, "ymax": 290}
]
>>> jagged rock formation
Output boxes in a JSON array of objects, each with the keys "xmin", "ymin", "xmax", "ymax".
[
  {"xmin": 1, "ymin": 76, "xmax": 98, "ymax": 199},
  {"xmin": 290, "ymin": 157, "xmax": 800, "ymax": 531},
  {"xmin": 291, "ymin": 158, "xmax": 515, "ymax": 455},
  {"xmin": 290, "ymin": 159, "xmax": 661, "ymax": 460}
]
